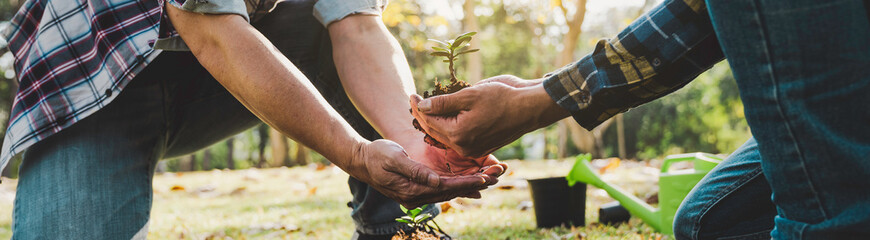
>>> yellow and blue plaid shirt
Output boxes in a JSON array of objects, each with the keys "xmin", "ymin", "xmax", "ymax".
[{"xmin": 544, "ymin": 0, "xmax": 723, "ymax": 130}]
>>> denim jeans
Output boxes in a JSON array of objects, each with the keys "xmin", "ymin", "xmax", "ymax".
[
  {"xmin": 674, "ymin": 138, "xmax": 777, "ymax": 239},
  {"xmin": 11, "ymin": 1, "xmax": 436, "ymax": 239},
  {"xmin": 677, "ymin": 0, "xmax": 870, "ymax": 238}
]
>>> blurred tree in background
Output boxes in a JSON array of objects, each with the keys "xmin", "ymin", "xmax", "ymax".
[{"xmin": 0, "ymin": 0, "xmax": 751, "ymax": 177}]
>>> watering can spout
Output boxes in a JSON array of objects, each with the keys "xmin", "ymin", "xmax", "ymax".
[{"xmin": 567, "ymin": 154, "xmax": 663, "ymax": 231}]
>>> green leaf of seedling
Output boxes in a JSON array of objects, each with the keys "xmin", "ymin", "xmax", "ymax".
[
  {"xmin": 428, "ymin": 39, "xmax": 449, "ymax": 47},
  {"xmin": 430, "ymin": 52, "xmax": 450, "ymax": 57},
  {"xmin": 413, "ymin": 213, "xmax": 432, "ymax": 223},
  {"xmin": 451, "ymin": 36, "xmax": 472, "ymax": 50},
  {"xmin": 458, "ymin": 31, "xmax": 477, "ymax": 38},
  {"xmin": 432, "ymin": 46, "xmax": 448, "ymax": 52},
  {"xmin": 395, "ymin": 218, "xmax": 412, "ymax": 224},
  {"xmin": 456, "ymin": 48, "xmax": 479, "ymax": 56},
  {"xmin": 408, "ymin": 207, "xmax": 423, "ymax": 218},
  {"xmin": 455, "ymin": 43, "xmax": 471, "ymax": 51},
  {"xmin": 400, "ymin": 205, "xmax": 409, "ymax": 214}
]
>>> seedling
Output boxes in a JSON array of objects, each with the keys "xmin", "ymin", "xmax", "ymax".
[
  {"xmin": 413, "ymin": 32, "xmax": 480, "ymax": 149},
  {"xmin": 422, "ymin": 32, "xmax": 478, "ymax": 98},
  {"xmin": 393, "ymin": 205, "xmax": 449, "ymax": 240}
]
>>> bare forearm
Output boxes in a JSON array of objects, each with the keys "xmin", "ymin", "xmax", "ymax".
[
  {"xmin": 519, "ymin": 83, "xmax": 572, "ymax": 130},
  {"xmin": 166, "ymin": 7, "xmax": 365, "ymax": 168},
  {"xmin": 328, "ymin": 15, "xmax": 420, "ymax": 141}
]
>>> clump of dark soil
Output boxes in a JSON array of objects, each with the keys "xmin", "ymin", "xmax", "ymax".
[
  {"xmin": 391, "ymin": 228, "xmax": 443, "ymax": 240},
  {"xmin": 412, "ymin": 78, "xmax": 470, "ymax": 149}
]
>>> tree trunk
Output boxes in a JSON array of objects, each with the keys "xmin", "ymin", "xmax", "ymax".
[
  {"xmin": 269, "ymin": 128, "xmax": 289, "ymax": 167},
  {"xmin": 202, "ymin": 148, "xmax": 212, "ymax": 170},
  {"xmin": 616, "ymin": 114, "xmax": 626, "ymax": 159},
  {"xmin": 566, "ymin": 118, "xmax": 614, "ymax": 158},
  {"xmin": 177, "ymin": 155, "xmax": 188, "ymax": 171},
  {"xmin": 556, "ymin": 122, "xmax": 568, "ymax": 159},
  {"xmin": 257, "ymin": 124, "xmax": 269, "ymax": 168},
  {"xmin": 226, "ymin": 137, "xmax": 235, "ymax": 170},
  {"xmin": 189, "ymin": 153, "xmax": 197, "ymax": 171},
  {"xmin": 294, "ymin": 142, "xmax": 310, "ymax": 166},
  {"xmin": 463, "ymin": 0, "xmax": 482, "ymax": 83},
  {"xmin": 557, "ymin": 0, "xmax": 587, "ymax": 67}
]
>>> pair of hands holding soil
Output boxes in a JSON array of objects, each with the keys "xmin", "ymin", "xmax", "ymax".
[
  {"xmin": 409, "ymin": 75, "xmax": 571, "ymax": 164},
  {"xmin": 364, "ymin": 77, "xmax": 547, "ymax": 209},
  {"xmin": 353, "ymin": 34, "xmax": 568, "ymax": 209},
  {"xmin": 358, "ymin": 76, "xmax": 570, "ymax": 209}
]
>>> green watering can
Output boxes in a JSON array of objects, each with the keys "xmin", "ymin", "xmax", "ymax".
[{"xmin": 566, "ymin": 153, "xmax": 722, "ymax": 234}]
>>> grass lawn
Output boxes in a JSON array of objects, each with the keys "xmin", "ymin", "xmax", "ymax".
[{"xmin": 0, "ymin": 159, "xmax": 668, "ymax": 239}]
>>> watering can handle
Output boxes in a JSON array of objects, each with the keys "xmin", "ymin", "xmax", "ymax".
[
  {"xmin": 661, "ymin": 156, "xmax": 692, "ymax": 173},
  {"xmin": 661, "ymin": 153, "xmax": 723, "ymax": 173}
]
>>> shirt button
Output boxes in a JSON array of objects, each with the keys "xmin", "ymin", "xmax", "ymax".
[
  {"xmin": 579, "ymin": 90, "xmax": 590, "ymax": 103},
  {"xmin": 105, "ymin": 89, "xmax": 113, "ymax": 97}
]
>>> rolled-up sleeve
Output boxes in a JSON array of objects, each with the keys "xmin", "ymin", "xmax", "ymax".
[
  {"xmin": 155, "ymin": 0, "xmax": 250, "ymax": 51},
  {"xmin": 543, "ymin": 0, "xmax": 725, "ymax": 130},
  {"xmin": 167, "ymin": 0, "xmax": 249, "ymax": 21},
  {"xmin": 314, "ymin": 0, "xmax": 388, "ymax": 27}
]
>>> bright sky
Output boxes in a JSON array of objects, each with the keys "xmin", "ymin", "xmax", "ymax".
[
  {"xmin": 422, "ymin": 0, "xmax": 653, "ymax": 21},
  {"xmin": 416, "ymin": 0, "xmax": 661, "ymax": 47}
]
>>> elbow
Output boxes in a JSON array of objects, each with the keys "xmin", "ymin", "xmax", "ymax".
[
  {"xmin": 328, "ymin": 15, "xmax": 384, "ymax": 39},
  {"xmin": 165, "ymin": 5, "xmax": 245, "ymax": 57}
]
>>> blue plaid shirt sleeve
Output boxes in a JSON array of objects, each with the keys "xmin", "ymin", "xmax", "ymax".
[{"xmin": 543, "ymin": 0, "xmax": 725, "ymax": 130}]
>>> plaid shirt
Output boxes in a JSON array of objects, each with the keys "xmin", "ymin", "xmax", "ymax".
[
  {"xmin": 0, "ymin": 0, "xmax": 385, "ymax": 173},
  {"xmin": 543, "ymin": 0, "xmax": 725, "ymax": 130}
]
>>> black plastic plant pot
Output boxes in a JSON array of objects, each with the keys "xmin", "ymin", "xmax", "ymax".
[
  {"xmin": 599, "ymin": 201, "xmax": 631, "ymax": 225},
  {"xmin": 527, "ymin": 176, "xmax": 586, "ymax": 228}
]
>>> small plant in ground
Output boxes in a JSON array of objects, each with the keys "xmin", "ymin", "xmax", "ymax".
[
  {"xmin": 412, "ymin": 32, "xmax": 480, "ymax": 149},
  {"xmin": 392, "ymin": 205, "xmax": 450, "ymax": 240}
]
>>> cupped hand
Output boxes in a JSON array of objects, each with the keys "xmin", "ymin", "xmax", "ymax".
[
  {"xmin": 409, "ymin": 75, "xmax": 570, "ymax": 158},
  {"xmin": 393, "ymin": 130, "xmax": 508, "ymax": 199},
  {"xmin": 348, "ymin": 139, "xmax": 497, "ymax": 209}
]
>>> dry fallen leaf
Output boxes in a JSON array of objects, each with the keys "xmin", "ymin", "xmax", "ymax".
[
  {"xmin": 440, "ymin": 202, "xmax": 452, "ymax": 213},
  {"xmin": 170, "ymin": 185, "xmax": 185, "ymax": 191},
  {"xmin": 307, "ymin": 186, "xmax": 317, "ymax": 196},
  {"xmin": 230, "ymin": 187, "xmax": 247, "ymax": 196},
  {"xmin": 517, "ymin": 201, "xmax": 533, "ymax": 211},
  {"xmin": 599, "ymin": 158, "xmax": 621, "ymax": 174}
]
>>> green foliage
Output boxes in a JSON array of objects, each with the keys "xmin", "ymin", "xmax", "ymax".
[
  {"xmin": 604, "ymin": 62, "xmax": 751, "ymax": 159},
  {"xmin": 396, "ymin": 205, "xmax": 433, "ymax": 227},
  {"xmin": 492, "ymin": 137, "xmax": 525, "ymax": 160},
  {"xmin": 0, "ymin": 1, "xmax": 19, "ymax": 21}
]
